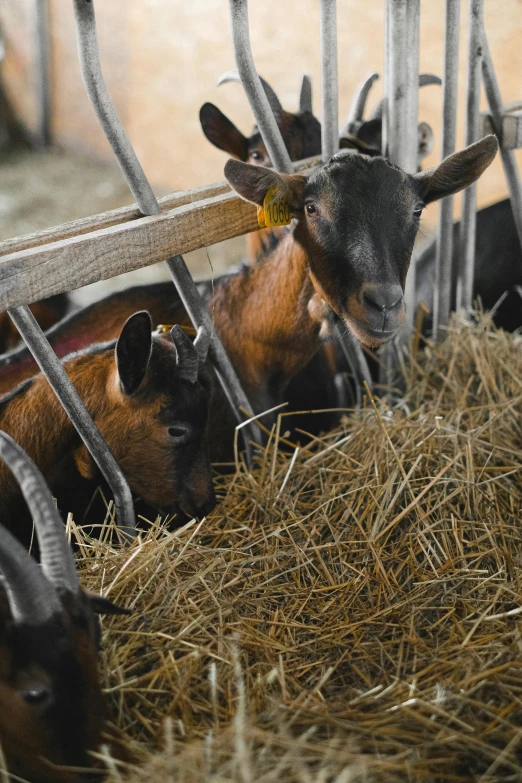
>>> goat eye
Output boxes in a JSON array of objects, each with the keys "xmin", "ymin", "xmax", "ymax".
[
  {"xmin": 413, "ymin": 205, "xmax": 424, "ymax": 218},
  {"xmin": 305, "ymin": 203, "xmax": 318, "ymax": 216},
  {"xmin": 250, "ymin": 150, "xmax": 263, "ymax": 161},
  {"xmin": 21, "ymin": 687, "xmax": 52, "ymax": 707},
  {"xmin": 167, "ymin": 425, "xmax": 192, "ymax": 445}
]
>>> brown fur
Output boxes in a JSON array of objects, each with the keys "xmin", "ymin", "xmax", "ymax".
[
  {"xmin": 0, "ymin": 297, "xmax": 69, "ymax": 354},
  {"xmin": 0, "ymin": 321, "xmax": 215, "ymax": 541}
]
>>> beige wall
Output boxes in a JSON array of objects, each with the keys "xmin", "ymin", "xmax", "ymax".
[{"xmin": 2, "ymin": 0, "xmax": 522, "ymax": 228}]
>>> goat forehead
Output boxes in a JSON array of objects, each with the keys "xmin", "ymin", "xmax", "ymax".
[{"xmin": 308, "ymin": 156, "xmax": 416, "ymax": 205}]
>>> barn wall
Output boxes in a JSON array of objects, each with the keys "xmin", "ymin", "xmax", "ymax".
[{"xmin": 1, "ymin": 0, "xmax": 521, "ymax": 225}]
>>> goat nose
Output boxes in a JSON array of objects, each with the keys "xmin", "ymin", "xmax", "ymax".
[{"xmin": 363, "ymin": 285, "xmax": 403, "ymax": 312}]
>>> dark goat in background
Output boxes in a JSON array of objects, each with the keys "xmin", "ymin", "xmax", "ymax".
[
  {"xmin": 0, "ymin": 431, "xmax": 126, "ymax": 782},
  {"xmin": 0, "ymin": 312, "xmax": 216, "ymax": 542}
]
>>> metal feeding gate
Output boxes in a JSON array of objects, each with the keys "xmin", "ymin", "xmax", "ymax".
[{"xmin": 0, "ymin": 0, "xmax": 521, "ymax": 534}]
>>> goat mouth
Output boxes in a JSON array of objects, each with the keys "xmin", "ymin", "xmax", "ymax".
[{"xmin": 344, "ymin": 315, "xmax": 398, "ymax": 348}]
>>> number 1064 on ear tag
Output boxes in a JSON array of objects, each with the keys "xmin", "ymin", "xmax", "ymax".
[{"xmin": 258, "ymin": 186, "xmax": 291, "ymax": 228}]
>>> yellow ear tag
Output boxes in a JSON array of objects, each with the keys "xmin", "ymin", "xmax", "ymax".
[
  {"xmin": 261, "ymin": 186, "xmax": 291, "ymax": 227},
  {"xmin": 257, "ymin": 205, "xmax": 267, "ymax": 228}
]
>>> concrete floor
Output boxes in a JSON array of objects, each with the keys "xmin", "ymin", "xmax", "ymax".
[{"xmin": 0, "ymin": 146, "xmax": 246, "ymax": 306}]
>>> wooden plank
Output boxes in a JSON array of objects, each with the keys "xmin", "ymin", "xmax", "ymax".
[
  {"xmin": 0, "ymin": 155, "xmax": 320, "ymax": 256},
  {"xmin": 0, "ymin": 180, "xmax": 231, "ymax": 255},
  {"xmin": 0, "ymin": 189, "xmax": 259, "ymax": 309}
]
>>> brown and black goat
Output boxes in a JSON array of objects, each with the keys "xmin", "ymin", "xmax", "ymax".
[
  {"xmin": 0, "ymin": 311, "xmax": 215, "ymax": 543},
  {"xmin": 0, "ymin": 430, "xmax": 126, "ymax": 782},
  {"xmin": 0, "ymin": 137, "xmax": 498, "ymax": 460}
]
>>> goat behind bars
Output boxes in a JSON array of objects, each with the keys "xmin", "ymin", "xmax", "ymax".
[
  {"xmin": 0, "ymin": 137, "xmax": 498, "ymax": 460},
  {"xmin": 0, "ymin": 311, "xmax": 216, "ymax": 543},
  {"xmin": 0, "ymin": 431, "xmax": 126, "ymax": 783}
]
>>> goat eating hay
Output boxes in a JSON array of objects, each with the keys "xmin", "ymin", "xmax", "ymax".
[{"xmin": 72, "ymin": 314, "xmax": 522, "ymax": 783}]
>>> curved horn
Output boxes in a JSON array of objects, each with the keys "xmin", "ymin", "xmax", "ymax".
[
  {"xmin": 299, "ymin": 74, "xmax": 312, "ymax": 113},
  {"xmin": 217, "ymin": 69, "xmax": 283, "ymax": 116},
  {"xmin": 193, "ymin": 325, "xmax": 211, "ymax": 363},
  {"xmin": 418, "ymin": 73, "xmax": 443, "ymax": 88},
  {"xmin": 0, "ymin": 524, "xmax": 62, "ymax": 625},
  {"xmin": 370, "ymin": 73, "xmax": 442, "ymax": 120},
  {"xmin": 170, "ymin": 325, "xmax": 199, "ymax": 384},
  {"xmin": 0, "ymin": 431, "xmax": 80, "ymax": 597},
  {"xmin": 344, "ymin": 72, "xmax": 379, "ymax": 131}
]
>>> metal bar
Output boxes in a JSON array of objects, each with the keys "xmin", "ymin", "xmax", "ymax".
[
  {"xmin": 7, "ymin": 306, "xmax": 136, "ymax": 534},
  {"xmin": 166, "ymin": 256, "xmax": 261, "ymax": 462},
  {"xmin": 319, "ymin": 0, "xmax": 370, "ymax": 404},
  {"xmin": 457, "ymin": 0, "xmax": 483, "ymax": 313},
  {"xmin": 32, "ymin": 0, "xmax": 51, "ymax": 147},
  {"xmin": 72, "ymin": 0, "xmax": 260, "ymax": 462},
  {"xmin": 381, "ymin": 0, "xmax": 420, "ymax": 385},
  {"xmin": 402, "ymin": 0, "xmax": 421, "ymax": 336},
  {"xmin": 433, "ymin": 0, "xmax": 460, "ymax": 339},
  {"xmin": 320, "ymin": 0, "xmax": 339, "ymax": 161},
  {"xmin": 228, "ymin": 0, "xmax": 293, "ymax": 174},
  {"xmin": 72, "ymin": 0, "xmax": 159, "ymax": 215},
  {"xmin": 382, "ymin": 0, "xmax": 391, "ymax": 157},
  {"xmin": 332, "ymin": 323, "xmax": 373, "ymax": 405},
  {"xmin": 481, "ymin": 33, "xmax": 522, "ymax": 253}
]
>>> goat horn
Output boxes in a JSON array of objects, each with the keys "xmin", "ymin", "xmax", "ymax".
[
  {"xmin": 193, "ymin": 325, "xmax": 211, "ymax": 363},
  {"xmin": 370, "ymin": 73, "xmax": 442, "ymax": 120},
  {"xmin": 217, "ymin": 69, "xmax": 283, "ymax": 116},
  {"xmin": 0, "ymin": 431, "xmax": 81, "ymax": 597},
  {"xmin": 170, "ymin": 325, "xmax": 199, "ymax": 385},
  {"xmin": 343, "ymin": 72, "xmax": 379, "ymax": 132},
  {"xmin": 299, "ymin": 74, "xmax": 313, "ymax": 113},
  {"xmin": 0, "ymin": 524, "xmax": 63, "ymax": 625}
]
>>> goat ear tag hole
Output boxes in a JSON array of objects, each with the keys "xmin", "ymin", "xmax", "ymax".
[{"xmin": 258, "ymin": 186, "xmax": 291, "ymax": 228}]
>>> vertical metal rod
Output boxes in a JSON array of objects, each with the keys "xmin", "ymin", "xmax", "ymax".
[
  {"xmin": 382, "ymin": 0, "xmax": 392, "ymax": 157},
  {"xmin": 402, "ymin": 0, "xmax": 421, "ymax": 337},
  {"xmin": 320, "ymin": 0, "xmax": 339, "ymax": 161},
  {"xmin": 32, "ymin": 0, "xmax": 51, "ymax": 147},
  {"xmin": 481, "ymin": 33, "xmax": 522, "ymax": 253},
  {"xmin": 72, "ymin": 0, "xmax": 160, "ymax": 215},
  {"xmin": 72, "ymin": 0, "xmax": 260, "ymax": 462},
  {"xmin": 166, "ymin": 256, "xmax": 261, "ymax": 462},
  {"xmin": 433, "ymin": 0, "xmax": 460, "ymax": 339},
  {"xmin": 319, "ymin": 0, "xmax": 370, "ymax": 395},
  {"xmin": 457, "ymin": 0, "xmax": 483, "ymax": 313},
  {"xmin": 228, "ymin": 0, "xmax": 293, "ymax": 174},
  {"xmin": 7, "ymin": 306, "xmax": 136, "ymax": 534},
  {"xmin": 382, "ymin": 0, "xmax": 420, "ymax": 388}
]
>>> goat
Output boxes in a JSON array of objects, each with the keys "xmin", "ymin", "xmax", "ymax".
[
  {"xmin": 0, "ymin": 138, "xmax": 498, "ymax": 460},
  {"xmin": 337, "ymin": 74, "xmax": 522, "ymax": 333},
  {"xmin": 0, "ymin": 311, "xmax": 216, "ymax": 543},
  {"xmin": 0, "ymin": 294, "xmax": 69, "ymax": 353},
  {"xmin": 0, "ymin": 430, "xmax": 126, "ymax": 782},
  {"xmin": 415, "ymin": 197, "xmax": 522, "ymax": 333}
]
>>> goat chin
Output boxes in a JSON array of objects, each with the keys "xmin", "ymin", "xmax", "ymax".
[{"xmin": 343, "ymin": 315, "xmax": 399, "ymax": 349}]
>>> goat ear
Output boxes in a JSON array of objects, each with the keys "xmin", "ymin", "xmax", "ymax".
[
  {"xmin": 116, "ymin": 311, "xmax": 152, "ymax": 396},
  {"xmin": 349, "ymin": 118, "xmax": 383, "ymax": 152},
  {"xmin": 225, "ymin": 159, "xmax": 306, "ymax": 213},
  {"xmin": 339, "ymin": 134, "xmax": 381, "ymax": 157},
  {"xmin": 417, "ymin": 121, "xmax": 434, "ymax": 159},
  {"xmin": 85, "ymin": 590, "xmax": 131, "ymax": 616},
  {"xmin": 414, "ymin": 135, "xmax": 498, "ymax": 204},
  {"xmin": 199, "ymin": 103, "xmax": 249, "ymax": 160}
]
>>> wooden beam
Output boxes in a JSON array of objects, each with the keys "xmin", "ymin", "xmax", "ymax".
[
  {"xmin": 0, "ymin": 189, "xmax": 258, "ymax": 309},
  {"xmin": 0, "ymin": 155, "xmax": 321, "ymax": 310}
]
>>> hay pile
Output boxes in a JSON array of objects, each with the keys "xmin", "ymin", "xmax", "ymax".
[{"xmin": 77, "ymin": 315, "xmax": 522, "ymax": 782}]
